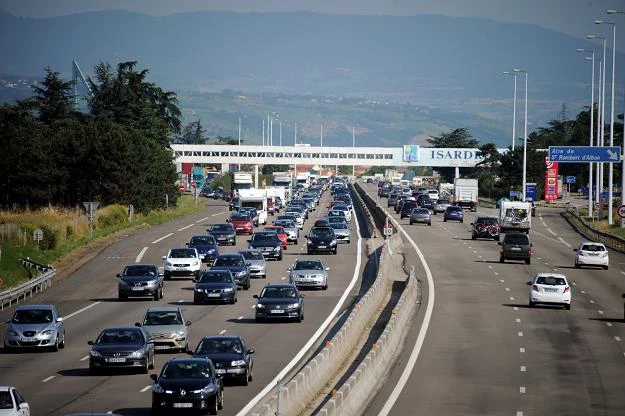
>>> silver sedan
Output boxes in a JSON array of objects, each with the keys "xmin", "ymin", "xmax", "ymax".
[
  {"xmin": 288, "ymin": 259, "xmax": 329, "ymax": 290},
  {"xmin": 4, "ymin": 304, "xmax": 66, "ymax": 352},
  {"xmin": 273, "ymin": 219, "xmax": 300, "ymax": 244},
  {"xmin": 329, "ymin": 221, "xmax": 350, "ymax": 243},
  {"xmin": 240, "ymin": 249, "xmax": 267, "ymax": 278}
]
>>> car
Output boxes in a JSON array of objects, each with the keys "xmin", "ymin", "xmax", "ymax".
[
  {"xmin": 162, "ymin": 247, "xmax": 202, "ymax": 280},
  {"xmin": 208, "ymin": 223, "xmax": 237, "ymax": 246},
  {"xmin": 409, "ymin": 208, "xmax": 432, "ymax": 226},
  {"xmin": 273, "ymin": 219, "xmax": 299, "ymax": 244},
  {"xmin": 427, "ymin": 189, "xmax": 440, "ymax": 202},
  {"xmin": 247, "ymin": 231, "xmax": 283, "ymax": 260},
  {"xmin": 331, "ymin": 204, "xmax": 352, "ymax": 221},
  {"xmin": 433, "ymin": 198, "xmax": 451, "ymax": 215},
  {"xmin": 264, "ymin": 225, "xmax": 288, "ymax": 249},
  {"xmin": 314, "ymin": 218, "xmax": 331, "ymax": 228},
  {"xmin": 306, "ymin": 226, "xmax": 338, "ymax": 255},
  {"xmin": 186, "ymin": 235, "xmax": 220, "ymax": 264},
  {"xmin": 528, "ymin": 273, "xmax": 571, "ymax": 310},
  {"xmin": 194, "ymin": 270, "xmax": 238, "ymax": 304},
  {"xmin": 499, "ymin": 232, "xmax": 532, "ymax": 264},
  {"xmin": 138, "ymin": 306, "xmax": 191, "ymax": 352},
  {"xmin": 394, "ymin": 195, "xmax": 409, "ymax": 213},
  {"xmin": 288, "ymin": 259, "xmax": 329, "ymax": 290},
  {"xmin": 88, "ymin": 326, "xmax": 155, "ymax": 374},
  {"xmin": 151, "ymin": 358, "xmax": 224, "ymax": 415},
  {"xmin": 276, "ymin": 213, "xmax": 303, "ymax": 230},
  {"xmin": 253, "ymin": 283, "xmax": 305, "ymax": 322},
  {"xmin": 192, "ymin": 335, "xmax": 254, "ymax": 385},
  {"xmin": 3, "ymin": 304, "xmax": 65, "ymax": 352},
  {"xmin": 471, "ymin": 216, "xmax": 500, "ymax": 240},
  {"xmin": 239, "ymin": 249, "xmax": 267, "ymax": 278},
  {"xmin": 0, "ymin": 386, "xmax": 30, "ymax": 416},
  {"xmin": 443, "ymin": 205, "xmax": 464, "ymax": 223},
  {"xmin": 227, "ymin": 212, "xmax": 254, "ymax": 235},
  {"xmin": 400, "ymin": 201, "xmax": 418, "ymax": 219},
  {"xmin": 387, "ymin": 192, "xmax": 400, "ymax": 207},
  {"xmin": 378, "ymin": 187, "xmax": 391, "ymax": 197},
  {"xmin": 211, "ymin": 253, "xmax": 251, "ymax": 290},
  {"xmin": 327, "ymin": 216, "xmax": 350, "ymax": 228},
  {"xmin": 329, "ymin": 221, "xmax": 350, "ymax": 243},
  {"xmin": 574, "ymin": 241, "xmax": 609, "ymax": 270},
  {"xmin": 531, "ymin": 201, "xmax": 536, "ymax": 217},
  {"xmin": 239, "ymin": 207, "xmax": 260, "ymax": 227},
  {"xmin": 420, "ymin": 196, "xmax": 435, "ymax": 211},
  {"xmin": 117, "ymin": 263, "xmax": 164, "ymax": 301},
  {"xmin": 285, "ymin": 208, "xmax": 306, "ymax": 228},
  {"xmin": 327, "ymin": 209, "xmax": 349, "ymax": 223}
]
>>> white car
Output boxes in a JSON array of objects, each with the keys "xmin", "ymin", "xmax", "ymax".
[
  {"xmin": 574, "ymin": 242, "xmax": 609, "ymax": 270},
  {"xmin": 162, "ymin": 247, "xmax": 202, "ymax": 280},
  {"xmin": 528, "ymin": 273, "xmax": 571, "ymax": 310},
  {"xmin": 427, "ymin": 189, "xmax": 439, "ymax": 202},
  {"xmin": 0, "ymin": 386, "xmax": 30, "ymax": 416},
  {"xmin": 330, "ymin": 204, "xmax": 352, "ymax": 222}
]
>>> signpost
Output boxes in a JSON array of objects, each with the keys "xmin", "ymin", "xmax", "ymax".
[
  {"xmin": 384, "ymin": 223, "xmax": 393, "ymax": 237},
  {"xmin": 525, "ymin": 183, "xmax": 537, "ymax": 202},
  {"xmin": 33, "ymin": 228, "xmax": 43, "ymax": 249},
  {"xmin": 83, "ymin": 201, "xmax": 100, "ymax": 239},
  {"xmin": 617, "ymin": 205, "xmax": 625, "ymax": 219},
  {"xmin": 548, "ymin": 146, "xmax": 621, "ymax": 163}
]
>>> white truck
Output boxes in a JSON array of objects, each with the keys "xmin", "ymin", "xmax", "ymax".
[
  {"xmin": 438, "ymin": 183, "xmax": 454, "ymax": 201},
  {"xmin": 231, "ymin": 171, "xmax": 254, "ymax": 193},
  {"xmin": 453, "ymin": 178, "xmax": 478, "ymax": 211},
  {"xmin": 391, "ymin": 175, "xmax": 402, "ymax": 187},
  {"xmin": 499, "ymin": 200, "xmax": 532, "ymax": 234},
  {"xmin": 265, "ymin": 186, "xmax": 286, "ymax": 215},
  {"xmin": 296, "ymin": 172, "xmax": 311, "ymax": 190},
  {"xmin": 238, "ymin": 188, "xmax": 268, "ymax": 225},
  {"xmin": 272, "ymin": 172, "xmax": 292, "ymax": 202}
]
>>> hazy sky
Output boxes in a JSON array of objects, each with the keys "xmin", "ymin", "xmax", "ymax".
[{"xmin": 2, "ymin": 0, "xmax": 625, "ymax": 46}]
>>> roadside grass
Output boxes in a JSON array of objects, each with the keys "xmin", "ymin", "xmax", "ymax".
[{"xmin": 0, "ymin": 195, "xmax": 207, "ymax": 291}]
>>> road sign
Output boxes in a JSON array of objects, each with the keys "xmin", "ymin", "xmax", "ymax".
[
  {"xmin": 595, "ymin": 202, "xmax": 603, "ymax": 211},
  {"xmin": 618, "ymin": 205, "xmax": 625, "ymax": 219},
  {"xmin": 566, "ymin": 176, "xmax": 576, "ymax": 184},
  {"xmin": 548, "ymin": 146, "xmax": 621, "ymax": 163},
  {"xmin": 384, "ymin": 224, "xmax": 393, "ymax": 236},
  {"xmin": 33, "ymin": 228, "xmax": 43, "ymax": 242}
]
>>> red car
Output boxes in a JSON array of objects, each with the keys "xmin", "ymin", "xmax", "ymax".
[
  {"xmin": 264, "ymin": 226, "xmax": 288, "ymax": 249},
  {"xmin": 228, "ymin": 213, "xmax": 254, "ymax": 235}
]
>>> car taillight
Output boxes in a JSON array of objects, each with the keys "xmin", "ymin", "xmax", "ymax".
[
  {"xmin": 563, "ymin": 286, "xmax": 570, "ymax": 293},
  {"xmin": 532, "ymin": 284, "xmax": 540, "ymax": 292}
]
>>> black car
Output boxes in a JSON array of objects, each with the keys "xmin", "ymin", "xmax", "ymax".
[
  {"xmin": 194, "ymin": 270, "xmax": 238, "ymax": 304},
  {"xmin": 471, "ymin": 216, "xmax": 500, "ymax": 240},
  {"xmin": 499, "ymin": 232, "xmax": 532, "ymax": 264},
  {"xmin": 305, "ymin": 226, "xmax": 338, "ymax": 255},
  {"xmin": 117, "ymin": 264, "xmax": 163, "ymax": 301},
  {"xmin": 88, "ymin": 327, "xmax": 155, "ymax": 374},
  {"xmin": 211, "ymin": 253, "xmax": 251, "ymax": 290},
  {"xmin": 186, "ymin": 235, "xmax": 220, "ymax": 264},
  {"xmin": 229, "ymin": 196, "xmax": 239, "ymax": 211},
  {"xmin": 247, "ymin": 231, "xmax": 283, "ymax": 261},
  {"xmin": 253, "ymin": 283, "xmax": 305, "ymax": 323},
  {"xmin": 420, "ymin": 196, "xmax": 435, "ymax": 211},
  {"xmin": 192, "ymin": 336, "xmax": 254, "ymax": 385},
  {"xmin": 208, "ymin": 223, "xmax": 236, "ymax": 246},
  {"xmin": 151, "ymin": 358, "xmax": 224, "ymax": 415},
  {"xmin": 400, "ymin": 201, "xmax": 418, "ymax": 219}
]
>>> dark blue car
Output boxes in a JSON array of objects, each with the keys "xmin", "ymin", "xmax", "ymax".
[
  {"xmin": 187, "ymin": 235, "xmax": 219, "ymax": 264},
  {"xmin": 192, "ymin": 335, "xmax": 254, "ymax": 385},
  {"xmin": 443, "ymin": 205, "xmax": 464, "ymax": 223},
  {"xmin": 211, "ymin": 253, "xmax": 251, "ymax": 290}
]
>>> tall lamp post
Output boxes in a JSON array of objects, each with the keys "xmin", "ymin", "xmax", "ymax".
[
  {"xmin": 577, "ymin": 48, "xmax": 595, "ymax": 216},
  {"xmin": 513, "ymin": 68, "xmax": 528, "ymax": 202},
  {"xmin": 502, "ymin": 71, "xmax": 518, "ymax": 149}
]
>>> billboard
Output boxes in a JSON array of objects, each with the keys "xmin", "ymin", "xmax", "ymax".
[
  {"xmin": 525, "ymin": 183, "xmax": 537, "ymax": 202},
  {"xmin": 403, "ymin": 145, "xmax": 419, "ymax": 162},
  {"xmin": 544, "ymin": 157, "xmax": 558, "ymax": 202}
]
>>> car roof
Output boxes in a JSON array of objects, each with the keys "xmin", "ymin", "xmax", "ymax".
[
  {"xmin": 147, "ymin": 306, "xmax": 181, "ymax": 312},
  {"xmin": 200, "ymin": 335, "xmax": 241, "ymax": 342},
  {"xmin": 578, "ymin": 241, "xmax": 606, "ymax": 247},
  {"xmin": 534, "ymin": 272, "xmax": 567, "ymax": 279},
  {"xmin": 15, "ymin": 304, "xmax": 54, "ymax": 310},
  {"xmin": 218, "ymin": 253, "xmax": 243, "ymax": 257}
]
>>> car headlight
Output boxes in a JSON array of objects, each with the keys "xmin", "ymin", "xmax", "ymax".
[
  {"xmin": 273, "ymin": 246, "xmax": 280, "ymax": 251},
  {"xmin": 153, "ymin": 383, "xmax": 164, "ymax": 393},
  {"xmin": 166, "ymin": 261, "xmax": 173, "ymax": 267},
  {"xmin": 193, "ymin": 383, "xmax": 216, "ymax": 394},
  {"xmin": 206, "ymin": 248, "xmax": 215, "ymax": 254},
  {"xmin": 237, "ymin": 271, "xmax": 246, "ymax": 276},
  {"xmin": 130, "ymin": 349, "xmax": 145, "ymax": 358},
  {"xmin": 175, "ymin": 331, "xmax": 186, "ymax": 337},
  {"xmin": 256, "ymin": 303, "xmax": 265, "ymax": 309},
  {"xmin": 231, "ymin": 359, "xmax": 246, "ymax": 366},
  {"xmin": 307, "ymin": 240, "xmax": 313, "ymax": 245},
  {"xmin": 330, "ymin": 240, "xmax": 337, "ymax": 246},
  {"xmin": 41, "ymin": 330, "xmax": 54, "ymax": 336},
  {"xmin": 223, "ymin": 287, "xmax": 234, "ymax": 292},
  {"xmin": 192, "ymin": 260, "xmax": 200, "ymax": 266},
  {"xmin": 195, "ymin": 288, "xmax": 204, "ymax": 292},
  {"xmin": 288, "ymin": 303, "xmax": 300, "ymax": 309},
  {"xmin": 147, "ymin": 279, "xmax": 158, "ymax": 286},
  {"xmin": 90, "ymin": 350, "xmax": 102, "ymax": 357}
]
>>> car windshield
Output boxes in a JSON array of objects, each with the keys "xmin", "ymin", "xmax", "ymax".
[
  {"xmin": 211, "ymin": 224, "xmax": 232, "ymax": 232},
  {"xmin": 412, "ymin": 208, "xmax": 429, "ymax": 214},
  {"xmin": 240, "ymin": 251, "xmax": 264, "ymax": 260},
  {"xmin": 123, "ymin": 265, "xmax": 157, "ymax": 276},
  {"xmin": 275, "ymin": 220, "xmax": 294, "ymax": 228},
  {"xmin": 161, "ymin": 362, "xmax": 211, "ymax": 379},
  {"xmin": 330, "ymin": 223, "xmax": 347, "ymax": 230},
  {"xmin": 12, "ymin": 309, "xmax": 53, "ymax": 324},
  {"xmin": 448, "ymin": 207, "xmax": 462, "ymax": 212},
  {"xmin": 0, "ymin": 391, "xmax": 12, "ymax": 409},
  {"xmin": 437, "ymin": 199, "xmax": 450, "ymax": 205},
  {"xmin": 214, "ymin": 256, "xmax": 244, "ymax": 267},
  {"xmin": 230, "ymin": 214, "xmax": 250, "ymax": 221},
  {"xmin": 293, "ymin": 260, "xmax": 324, "ymax": 270},
  {"xmin": 169, "ymin": 249, "xmax": 197, "ymax": 258},
  {"xmin": 580, "ymin": 244, "xmax": 606, "ymax": 252},
  {"xmin": 189, "ymin": 236, "xmax": 216, "ymax": 245},
  {"xmin": 199, "ymin": 272, "xmax": 231, "ymax": 283},
  {"xmin": 333, "ymin": 205, "xmax": 348, "ymax": 211},
  {"xmin": 327, "ymin": 217, "xmax": 346, "ymax": 224},
  {"xmin": 253, "ymin": 233, "xmax": 277, "ymax": 241},
  {"xmin": 143, "ymin": 311, "xmax": 183, "ymax": 326},
  {"xmin": 505, "ymin": 234, "xmax": 529, "ymax": 244},
  {"xmin": 536, "ymin": 276, "xmax": 566, "ymax": 285},
  {"xmin": 328, "ymin": 211, "xmax": 344, "ymax": 217},
  {"xmin": 261, "ymin": 287, "xmax": 297, "ymax": 298},
  {"xmin": 476, "ymin": 218, "xmax": 498, "ymax": 225},
  {"xmin": 266, "ymin": 227, "xmax": 284, "ymax": 234},
  {"xmin": 310, "ymin": 228, "xmax": 335, "ymax": 238},
  {"xmin": 97, "ymin": 329, "xmax": 144, "ymax": 344},
  {"xmin": 196, "ymin": 338, "xmax": 244, "ymax": 354}
]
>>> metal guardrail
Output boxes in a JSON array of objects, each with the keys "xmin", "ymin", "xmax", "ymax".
[
  {"xmin": 562, "ymin": 208, "xmax": 625, "ymax": 254},
  {"xmin": 0, "ymin": 259, "xmax": 55, "ymax": 310}
]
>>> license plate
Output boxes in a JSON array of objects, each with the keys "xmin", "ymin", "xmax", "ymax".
[
  {"xmin": 107, "ymin": 357, "xmax": 126, "ymax": 363},
  {"xmin": 545, "ymin": 288, "xmax": 558, "ymax": 293},
  {"xmin": 317, "ymin": 245, "xmax": 326, "ymax": 249},
  {"xmin": 154, "ymin": 346, "xmax": 169, "ymax": 350},
  {"xmin": 20, "ymin": 338, "xmax": 36, "ymax": 342},
  {"xmin": 131, "ymin": 287, "xmax": 144, "ymax": 291},
  {"xmin": 173, "ymin": 403, "xmax": 193, "ymax": 408},
  {"xmin": 270, "ymin": 310, "xmax": 285, "ymax": 314},
  {"xmin": 236, "ymin": 227, "xmax": 244, "ymax": 230},
  {"xmin": 207, "ymin": 293, "xmax": 221, "ymax": 297},
  {"xmin": 176, "ymin": 267, "xmax": 187, "ymax": 271},
  {"xmin": 511, "ymin": 247, "xmax": 521, "ymax": 251},
  {"xmin": 216, "ymin": 369, "xmax": 226, "ymax": 374},
  {"xmin": 589, "ymin": 253, "xmax": 599, "ymax": 256}
]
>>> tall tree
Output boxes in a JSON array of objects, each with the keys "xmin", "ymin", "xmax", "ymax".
[
  {"xmin": 426, "ymin": 128, "xmax": 478, "ymax": 181},
  {"xmin": 180, "ymin": 120, "xmax": 207, "ymax": 144},
  {"xmin": 26, "ymin": 67, "xmax": 76, "ymax": 124},
  {"xmin": 214, "ymin": 135, "xmax": 239, "ymax": 145}
]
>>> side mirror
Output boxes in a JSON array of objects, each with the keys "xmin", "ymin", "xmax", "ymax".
[
  {"xmin": 286, "ymin": 268, "xmax": 292, "ymax": 271},
  {"xmin": 247, "ymin": 240, "xmax": 251, "ymax": 243},
  {"xmin": 300, "ymin": 294, "xmax": 305, "ymax": 298},
  {"xmin": 162, "ymin": 256, "xmax": 166, "ymax": 260},
  {"xmin": 530, "ymin": 243, "xmax": 533, "ymax": 247},
  {"xmin": 226, "ymin": 219, "xmax": 229, "ymax": 222},
  {"xmin": 56, "ymin": 317, "xmax": 63, "ymax": 323},
  {"xmin": 253, "ymin": 294, "xmax": 259, "ymax": 299},
  {"xmin": 186, "ymin": 349, "xmax": 194, "ymax": 355},
  {"xmin": 185, "ymin": 321, "xmax": 192, "ymax": 326},
  {"xmin": 135, "ymin": 322, "xmax": 142, "ymax": 327},
  {"xmin": 526, "ymin": 281, "xmax": 532, "ymax": 285},
  {"xmin": 150, "ymin": 374, "xmax": 158, "ymax": 382},
  {"xmin": 193, "ymin": 278, "xmax": 197, "ymax": 283},
  {"xmin": 18, "ymin": 403, "xmax": 29, "ymax": 410},
  {"xmin": 116, "ymin": 273, "xmax": 122, "ymax": 278},
  {"xmin": 5, "ymin": 319, "xmax": 9, "ymax": 324},
  {"xmin": 247, "ymin": 348, "xmax": 255, "ymax": 354},
  {"xmin": 185, "ymin": 242, "xmax": 190, "ymax": 246},
  {"xmin": 325, "ymin": 267, "xmax": 330, "ymax": 271},
  {"xmin": 498, "ymin": 242, "xmax": 502, "ymax": 245},
  {"xmin": 87, "ymin": 340, "xmax": 94, "ymax": 345},
  {"xmin": 573, "ymin": 248, "xmax": 578, "ymax": 251},
  {"xmin": 470, "ymin": 223, "xmax": 474, "ymax": 225}
]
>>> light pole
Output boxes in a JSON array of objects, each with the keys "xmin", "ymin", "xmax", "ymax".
[
  {"xmin": 588, "ymin": 34, "xmax": 607, "ymax": 216},
  {"xmin": 502, "ymin": 71, "xmax": 518, "ymax": 149},
  {"xmin": 513, "ymin": 68, "xmax": 528, "ymax": 202},
  {"xmin": 352, "ymin": 126, "xmax": 356, "ymax": 177},
  {"xmin": 577, "ymin": 48, "xmax": 595, "ymax": 216},
  {"xmin": 595, "ymin": 20, "xmax": 616, "ymax": 224}
]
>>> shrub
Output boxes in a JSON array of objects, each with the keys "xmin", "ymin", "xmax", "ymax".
[
  {"xmin": 96, "ymin": 204, "xmax": 128, "ymax": 229},
  {"xmin": 39, "ymin": 224, "xmax": 57, "ymax": 250}
]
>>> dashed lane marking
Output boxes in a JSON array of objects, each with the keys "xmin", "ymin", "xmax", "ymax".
[
  {"xmin": 546, "ymin": 227, "xmax": 557, "ymax": 236},
  {"xmin": 510, "ymin": 297, "xmax": 515, "ymax": 301},
  {"xmin": 505, "ymin": 288, "xmax": 510, "ymax": 291},
  {"xmin": 135, "ymin": 246, "xmax": 149, "ymax": 263},
  {"xmin": 616, "ymin": 336, "xmax": 622, "ymax": 342},
  {"xmin": 177, "ymin": 224, "xmax": 194, "ymax": 231},
  {"xmin": 152, "ymin": 233, "xmax": 173, "ymax": 244},
  {"xmin": 589, "ymin": 300, "xmax": 595, "ymax": 304},
  {"xmin": 558, "ymin": 237, "xmax": 572, "ymax": 248},
  {"xmin": 516, "ymin": 318, "xmax": 521, "ymax": 323},
  {"xmin": 520, "ymin": 366, "xmax": 526, "ymax": 372},
  {"xmin": 219, "ymin": 329, "xmax": 226, "ymax": 335},
  {"xmin": 514, "ymin": 307, "xmax": 519, "ymax": 311},
  {"xmin": 520, "ymin": 347, "xmax": 525, "ymax": 353},
  {"xmin": 518, "ymin": 331, "xmax": 524, "ymax": 337},
  {"xmin": 140, "ymin": 385, "xmax": 152, "ymax": 393},
  {"xmin": 598, "ymin": 310, "xmax": 604, "ymax": 315},
  {"xmin": 607, "ymin": 323, "xmax": 613, "ymax": 327},
  {"xmin": 520, "ymin": 386, "xmax": 526, "ymax": 394},
  {"xmin": 80, "ymin": 355, "xmax": 89, "ymax": 361},
  {"xmin": 196, "ymin": 217, "xmax": 209, "ymax": 223},
  {"xmin": 42, "ymin": 376, "xmax": 55, "ymax": 383},
  {"xmin": 64, "ymin": 302, "xmax": 102, "ymax": 320}
]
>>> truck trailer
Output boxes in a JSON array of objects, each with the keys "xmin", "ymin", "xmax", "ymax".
[{"xmin": 453, "ymin": 178, "xmax": 478, "ymax": 211}]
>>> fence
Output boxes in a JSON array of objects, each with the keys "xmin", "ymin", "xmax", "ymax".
[
  {"xmin": 0, "ymin": 259, "xmax": 55, "ymax": 310},
  {"xmin": 562, "ymin": 208, "xmax": 625, "ymax": 253}
]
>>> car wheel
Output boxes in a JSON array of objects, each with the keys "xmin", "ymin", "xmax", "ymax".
[
  {"xmin": 296, "ymin": 314, "xmax": 302, "ymax": 323},
  {"xmin": 149, "ymin": 352, "xmax": 155, "ymax": 369},
  {"xmin": 230, "ymin": 297, "xmax": 236, "ymax": 304},
  {"xmin": 255, "ymin": 317, "xmax": 263, "ymax": 323},
  {"xmin": 409, "ymin": 221, "xmax": 413, "ymax": 225},
  {"xmin": 499, "ymin": 256, "xmax": 504, "ymax": 263},
  {"xmin": 575, "ymin": 263, "xmax": 580, "ymax": 269},
  {"xmin": 307, "ymin": 249, "xmax": 312, "ymax": 255},
  {"xmin": 295, "ymin": 239, "xmax": 298, "ymax": 245},
  {"xmin": 218, "ymin": 390, "xmax": 224, "ymax": 410},
  {"xmin": 51, "ymin": 335, "xmax": 60, "ymax": 352},
  {"xmin": 564, "ymin": 304, "xmax": 571, "ymax": 310},
  {"xmin": 59, "ymin": 331, "xmax": 66, "ymax": 349},
  {"xmin": 244, "ymin": 280, "xmax": 250, "ymax": 290},
  {"xmin": 346, "ymin": 239, "xmax": 350, "ymax": 244},
  {"xmin": 140, "ymin": 358, "xmax": 149, "ymax": 374},
  {"xmin": 428, "ymin": 222, "xmax": 431, "ymax": 226},
  {"xmin": 89, "ymin": 366, "xmax": 99, "ymax": 376},
  {"xmin": 241, "ymin": 370, "xmax": 249, "ymax": 386},
  {"xmin": 471, "ymin": 234, "xmax": 476, "ymax": 240},
  {"xmin": 460, "ymin": 220, "xmax": 463, "ymax": 223},
  {"xmin": 603, "ymin": 265, "xmax": 609, "ymax": 270},
  {"xmin": 525, "ymin": 258, "xmax": 531, "ymax": 265},
  {"xmin": 164, "ymin": 272, "xmax": 171, "ymax": 281},
  {"xmin": 278, "ymin": 252, "xmax": 283, "ymax": 261},
  {"xmin": 444, "ymin": 218, "xmax": 447, "ymax": 222},
  {"xmin": 208, "ymin": 396, "xmax": 218, "ymax": 415},
  {"xmin": 493, "ymin": 236, "xmax": 499, "ymax": 241},
  {"xmin": 118, "ymin": 292, "xmax": 127, "ymax": 301},
  {"xmin": 153, "ymin": 290, "xmax": 160, "ymax": 301},
  {"xmin": 194, "ymin": 297, "xmax": 201, "ymax": 305},
  {"xmin": 529, "ymin": 301, "xmax": 535, "ymax": 308}
]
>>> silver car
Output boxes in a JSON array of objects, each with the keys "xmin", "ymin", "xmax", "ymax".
[
  {"xmin": 329, "ymin": 221, "xmax": 350, "ymax": 243},
  {"xmin": 4, "ymin": 304, "xmax": 65, "ymax": 352},
  {"xmin": 274, "ymin": 219, "xmax": 299, "ymax": 244},
  {"xmin": 288, "ymin": 259, "xmax": 329, "ymax": 290},
  {"xmin": 240, "ymin": 249, "xmax": 267, "ymax": 278},
  {"xmin": 433, "ymin": 198, "xmax": 451, "ymax": 215},
  {"xmin": 138, "ymin": 306, "xmax": 190, "ymax": 352}
]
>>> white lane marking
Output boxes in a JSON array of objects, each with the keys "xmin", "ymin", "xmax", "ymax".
[
  {"xmin": 494, "ymin": 272, "xmax": 500, "ymax": 276},
  {"xmin": 196, "ymin": 217, "xmax": 209, "ymax": 223},
  {"xmin": 250, "ymin": 305, "xmax": 255, "ymax": 309},
  {"xmin": 607, "ymin": 322, "xmax": 613, "ymax": 327},
  {"xmin": 488, "ymin": 266, "xmax": 493, "ymax": 269},
  {"xmin": 468, "ymin": 246, "xmax": 473, "ymax": 249},
  {"xmin": 281, "ymin": 276, "xmax": 286, "ymax": 280},
  {"xmin": 516, "ymin": 318, "xmax": 521, "ymax": 323},
  {"xmin": 237, "ymin": 196, "xmax": 364, "ymax": 416},
  {"xmin": 518, "ymin": 331, "xmax": 524, "ymax": 337},
  {"xmin": 177, "ymin": 224, "xmax": 194, "ymax": 231},
  {"xmin": 499, "ymin": 279, "xmax": 504, "ymax": 283},
  {"xmin": 581, "ymin": 290, "xmax": 586, "ymax": 294},
  {"xmin": 219, "ymin": 329, "xmax": 226, "ymax": 335},
  {"xmin": 514, "ymin": 307, "xmax": 519, "ymax": 311},
  {"xmin": 505, "ymin": 288, "xmax": 510, "ymax": 292},
  {"xmin": 140, "ymin": 385, "xmax": 152, "ymax": 393},
  {"xmin": 135, "ymin": 246, "xmax": 149, "ymax": 263},
  {"xmin": 546, "ymin": 227, "xmax": 557, "ymax": 236},
  {"xmin": 80, "ymin": 355, "xmax": 90, "ymax": 361},
  {"xmin": 620, "ymin": 271, "xmax": 625, "ymax": 276},
  {"xmin": 598, "ymin": 310, "xmax": 604, "ymax": 315},
  {"xmin": 589, "ymin": 299, "xmax": 595, "ymax": 304},
  {"xmin": 510, "ymin": 297, "xmax": 515, "ymax": 301},
  {"xmin": 517, "ymin": 412, "xmax": 524, "ymax": 416},
  {"xmin": 473, "ymin": 251, "xmax": 477, "ymax": 254},
  {"xmin": 520, "ymin": 386, "xmax": 526, "ymax": 394},
  {"xmin": 42, "ymin": 376, "xmax": 55, "ymax": 383},
  {"xmin": 478, "ymin": 255, "xmax": 483, "ymax": 259},
  {"xmin": 178, "ymin": 300, "xmax": 184, "ymax": 303},
  {"xmin": 571, "ymin": 282, "xmax": 577, "ymax": 286},
  {"xmin": 64, "ymin": 302, "xmax": 101, "ymax": 320},
  {"xmin": 520, "ymin": 347, "xmax": 525, "ymax": 353},
  {"xmin": 237, "ymin": 316, "xmax": 244, "ymax": 320},
  {"xmin": 211, "ymin": 212, "xmax": 225, "ymax": 217},
  {"xmin": 616, "ymin": 336, "xmax": 622, "ymax": 342},
  {"xmin": 520, "ymin": 366, "xmax": 526, "ymax": 372},
  {"xmin": 558, "ymin": 237, "xmax": 572, "ymax": 248},
  {"xmin": 152, "ymin": 233, "xmax": 173, "ymax": 244},
  {"xmin": 374, "ymin": 208, "xmax": 436, "ymax": 416}
]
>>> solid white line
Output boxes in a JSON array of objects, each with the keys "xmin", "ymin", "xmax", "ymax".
[
  {"xmin": 42, "ymin": 376, "xmax": 55, "ymax": 383},
  {"xmin": 520, "ymin": 366, "xmax": 526, "ymax": 372},
  {"xmin": 546, "ymin": 227, "xmax": 557, "ymax": 236},
  {"xmin": 135, "ymin": 246, "xmax": 149, "ymax": 263},
  {"xmin": 236, "ymin": 198, "xmax": 365, "ymax": 416},
  {"xmin": 520, "ymin": 347, "xmax": 525, "ymax": 353},
  {"xmin": 140, "ymin": 385, "xmax": 152, "ymax": 393},
  {"xmin": 607, "ymin": 322, "xmax": 613, "ymax": 327},
  {"xmin": 64, "ymin": 301, "xmax": 101, "ymax": 320},
  {"xmin": 558, "ymin": 237, "xmax": 572, "ymax": 248},
  {"xmin": 616, "ymin": 336, "xmax": 622, "ymax": 342},
  {"xmin": 219, "ymin": 329, "xmax": 226, "ymax": 335},
  {"xmin": 378, "ymin": 207, "xmax": 435, "ymax": 416},
  {"xmin": 177, "ymin": 224, "xmax": 194, "ymax": 231},
  {"xmin": 518, "ymin": 331, "xmax": 524, "ymax": 337},
  {"xmin": 196, "ymin": 217, "xmax": 209, "ymax": 223},
  {"xmin": 211, "ymin": 211, "xmax": 224, "ymax": 217},
  {"xmin": 152, "ymin": 233, "xmax": 173, "ymax": 244},
  {"xmin": 237, "ymin": 316, "xmax": 244, "ymax": 320},
  {"xmin": 520, "ymin": 386, "xmax": 526, "ymax": 394},
  {"xmin": 80, "ymin": 355, "xmax": 90, "ymax": 361}
]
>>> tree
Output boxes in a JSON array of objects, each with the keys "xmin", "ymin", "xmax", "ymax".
[
  {"xmin": 214, "ymin": 135, "xmax": 239, "ymax": 145},
  {"xmin": 261, "ymin": 164, "xmax": 285, "ymax": 175},
  {"xmin": 26, "ymin": 67, "xmax": 76, "ymax": 124},
  {"xmin": 180, "ymin": 120, "xmax": 207, "ymax": 144},
  {"xmin": 426, "ymin": 128, "xmax": 479, "ymax": 182}
]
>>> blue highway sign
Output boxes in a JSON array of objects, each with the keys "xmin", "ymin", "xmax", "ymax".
[
  {"xmin": 549, "ymin": 146, "xmax": 621, "ymax": 163},
  {"xmin": 566, "ymin": 176, "xmax": 576, "ymax": 184}
]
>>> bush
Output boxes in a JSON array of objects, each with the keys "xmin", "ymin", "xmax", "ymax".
[
  {"xmin": 39, "ymin": 224, "xmax": 57, "ymax": 250},
  {"xmin": 96, "ymin": 204, "xmax": 128, "ymax": 229}
]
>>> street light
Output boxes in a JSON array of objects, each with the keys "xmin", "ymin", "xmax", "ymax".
[
  {"xmin": 595, "ymin": 20, "xmax": 616, "ymax": 224},
  {"xmin": 577, "ymin": 48, "xmax": 595, "ymax": 216},
  {"xmin": 502, "ymin": 71, "xmax": 518, "ymax": 149},
  {"xmin": 513, "ymin": 68, "xmax": 528, "ymax": 202}
]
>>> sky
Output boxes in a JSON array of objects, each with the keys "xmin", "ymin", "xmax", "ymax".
[{"xmin": 2, "ymin": 0, "xmax": 625, "ymax": 51}]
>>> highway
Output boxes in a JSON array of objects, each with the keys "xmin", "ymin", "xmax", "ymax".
[
  {"xmin": 360, "ymin": 182, "xmax": 625, "ymax": 416},
  {"xmin": 0, "ymin": 191, "xmax": 366, "ymax": 416}
]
